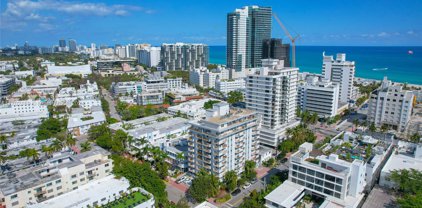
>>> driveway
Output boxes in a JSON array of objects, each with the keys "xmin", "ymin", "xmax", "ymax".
[{"xmin": 165, "ymin": 177, "xmax": 188, "ymax": 203}]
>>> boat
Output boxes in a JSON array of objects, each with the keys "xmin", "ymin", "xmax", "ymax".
[
  {"xmin": 372, "ymin": 68, "xmax": 388, "ymax": 71},
  {"xmin": 408, "ymin": 50, "xmax": 414, "ymax": 55}
]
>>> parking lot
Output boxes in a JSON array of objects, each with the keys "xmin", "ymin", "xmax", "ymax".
[{"xmin": 165, "ymin": 175, "xmax": 191, "ymax": 203}]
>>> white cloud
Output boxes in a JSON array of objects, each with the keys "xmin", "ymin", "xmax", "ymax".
[
  {"xmin": 0, "ymin": 0, "xmax": 153, "ymax": 30},
  {"xmin": 377, "ymin": 32, "xmax": 389, "ymax": 37},
  {"xmin": 407, "ymin": 30, "xmax": 415, "ymax": 35}
]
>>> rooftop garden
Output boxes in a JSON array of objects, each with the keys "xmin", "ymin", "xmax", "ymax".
[
  {"xmin": 100, "ymin": 191, "xmax": 149, "ymax": 208},
  {"xmin": 81, "ymin": 116, "xmax": 94, "ymax": 121},
  {"xmin": 305, "ymin": 158, "xmax": 320, "ymax": 165}
]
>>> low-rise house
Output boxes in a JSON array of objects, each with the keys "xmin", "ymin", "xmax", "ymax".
[
  {"xmin": 67, "ymin": 107, "xmax": 106, "ymax": 136},
  {"xmin": 379, "ymin": 141, "xmax": 422, "ymax": 188},
  {"xmin": 46, "ymin": 64, "xmax": 92, "ymax": 77},
  {"xmin": 27, "ymin": 175, "xmax": 155, "ymax": 208},
  {"xmin": 136, "ymin": 90, "xmax": 164, "ymax": 106},
  {"xmin": 167, "ymin": 98, "xmax": 218, "ymax": 120},
  {"xmin": 0, "ymin": 100, "xmax": 49, "ymax": 123}
]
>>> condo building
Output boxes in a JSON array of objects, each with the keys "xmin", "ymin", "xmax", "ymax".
[
  {"xmin": 0, "ymin": 147, "xmax": 112, "ymax": 208},
  {"xmin": 246, "ymin": 59, "xmax": 299, "ymax": 148},
  {"xmin": 322, "ymin": 53, "xmax": 355, "ymax": 104},
  {"xmin": 367, "ymin": 77, "xmax": 414, "ymax": 132},
  {"xmin": 227, "ymin": 6, "xmax": 272, "ymax": 71},
  {"xmin": 138, "ymin": 47, "xmax": 161, "ymax": 67},
  {"xmin": 188, "ymin": 102, "xmax": 259, "ymax": 179},
  {"xmin": 262, "ymin": 38, "xmax": 290, "ymax": 67},
  {"xmin": 161, "ymin": 43, "xmax": 209, "ymax": 70},
  {"xmin": 0, "ymin": 77, "xmax": 16, "ymax": 97},
  {"xmin": 298, "ymin": 76, "xmax": 340, "ymax": 118}
]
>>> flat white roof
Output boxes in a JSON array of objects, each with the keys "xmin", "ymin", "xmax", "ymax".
[
  {"xmin": 265, "ymin": 180, "xmax": 305, "ymax": 207},
  {"xmin": 195, "ymin": 201, "xmax": 219, "ymax": 208},
  {"xmin": 28, "ymin": 175, "xmax": 130, "ymax": 208},
  {"xmin": 382, "ymin": 153, "xmax": 422, "ymax": 174},
  {"xmin": 47, "ymin": 64, "xmax": 92, "ymax": 75}
]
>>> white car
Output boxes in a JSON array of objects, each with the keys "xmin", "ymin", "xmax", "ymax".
[{"xmin": 243, "ymin": 183, "xmax": 251, "ymax": 189}]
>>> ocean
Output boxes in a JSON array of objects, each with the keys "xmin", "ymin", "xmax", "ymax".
[{"xmin": 209, "ymin": 46, "xmax": 422, "ymax": 85}]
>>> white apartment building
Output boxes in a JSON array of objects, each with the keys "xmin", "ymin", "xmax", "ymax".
[
  {"xmin": 167, "ymin": 78, "xmax": 183, "ymax": 89},
  {"xmin": 189, "ymin": 67, "xmax": 206, "ymax": 87},
  {"xmin": 111, "ymin": 81, "xmax": 143, "ymax": 96},
  {"xmin": 136, "ymin": 90, "xmax": 164, "ymax": 106},
  {"xmin": 167, "ymin": 98, "xmax": 218, "ymax": 120},
  {"xmin": 14, "ymin": 70, "xmax": 35, "ymax": 78},
  {"xmin": 188, "ymin": 103, "xmax": 259, "ymax": 179},
  {"xmin": 204, "ymin": 67, "xmax": 230, "ymax": 88},
  {"xmin": 322, "ymin": 53, "xmax": 355, "ymax": 104},
  {"xmin": 298, "ymin": 76, "xmax": 340, "ymax": 118},
  {"xmin": 28, "ymin": 176, "xmax": 155, "ymax": 208},
  {"xmin": 0, "ymin": 100, "xmax": 49, "ymax": 123},
  {"xmin": 79, "ymin": 99, "xmax": 101, "ymax": 110},
  {"xmin": 246, "ymin": 59, "xmax": 299, "ymax": 148},
  {"xmin": 138, "ymin": 47, "xmax": 161, "ymax": 67},
  {"xmin": 367, "ymin": 77, "xmax": 414, "ymax": 132},
  {"xmin": 0, "ymin": 147, "xmax": 112, "ymax": 208},
  {"xmin": 284, "ymin": 143, "xmax": 366, "ymax": 208},
  {"xmin": 109, "ymin": 113, "xmax": 190, "ymax": 148},
  {"xmin": 227, "ymin": 7, "xmax": 248, "ymax": 72},
  {"xmin": 46, "ymin": 65, "xmax": 92, "ymax": 77},
  {"xmin": 216, "ymin": 78, "xmax": 246, "ymax": 95},
  {"xmin": 67, "ymin": 107, "xmax": 106, "ymax": 136},
  {"xmin": 115, "ymin": 46, "xmax": 127, "ymax": 58}
]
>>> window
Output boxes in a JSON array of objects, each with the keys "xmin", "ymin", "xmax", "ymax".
[
  {"xmin": 71, "ymin": 174, "xmax": 77, "ymax": 179},
  {"xmin": 306, "ymin": 182, "xmax": 314, "ymax": 189},
  {"xmin": 315, "ymin": 185, "xmax": 323, "ymax": 192},
  {"xmin": 57, "ymin": 186, "xmax": 62, "ymax": 190},
  {"xmin": 12, "ymin": 201, "xmax": 19, "ymax": 206},
  {"xmin": 293, "ymin": 164, "xmax": 298, "ymax": 170},
  {"xmin": 335, "ymin": 185, "xmax": 342, "ymax": 192},
  {"xmin": 306, "ymin": 176, "xmax": 315, "ymax": 183},
  {"xmin": 46, "ymin": 182, "xmax": 52, "ymax": 187},
  {"xmin": 298, "ymin": 166, "xmax": 307, "ymax": 173},
  {"xmin": 316, "ymin": 171, "xmax": 324, "ymax": 179},
  {"xmin": 80, "ymin": 178, "xmax": 85, "ymax": 182},
  {"xmin": 315, "ymin": 179, "xmax": 324, "ymax": 186},
  {"xmin": 11, "ymin": 194, "xmax": 18, "ymax": 199},
  {"xmin": 298, "ymin": 173, "xmax": 306, "ymax": 180},
  {"xmin": 56, "ymin": 180, "xmax": 61, "ymax": 184},
  {"xmin": 325, "ymin": 175, "xmax": 336, "ymax": 182},
  {"xmin": 105, "ymin": 163, "xmax": 110, "ymax": 167},
  {"xmin": 72, "ymin": 181, "xmax": 77, "ymax": 185},
  {"xmin": 336, "ymin": 178, "xmax": 343, "ymax": 184},
  {"xmin": 307, "ymin": 169, "xmax": 315, "ymax": 176},
  {"xmin": 48, "ymin": 189, "xmax": 53, "ymax": 193},
  {"xmin": 324, "ymin": 188, "xmax": 334, "ymax": 196},
  {"xmin": 79, "ymin": 172, "xmax": 84, "ymax": 176},
  {"xmin": 334, "ymin": 192, "xmax": 341, "ymax": 198},
  {"xmin": 325, "ymin": 182, "xmax": 335, "ymax": 189}
]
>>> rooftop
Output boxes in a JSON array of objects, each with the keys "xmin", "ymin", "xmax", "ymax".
[{"xmin": 265, "ymin": 180, "xmax": 305, "ymax": 208}]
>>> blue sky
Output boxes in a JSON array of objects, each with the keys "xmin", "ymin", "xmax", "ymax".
[{"xmin": 1, "ymin": 0, "xmax": 421, "ymax": 47}]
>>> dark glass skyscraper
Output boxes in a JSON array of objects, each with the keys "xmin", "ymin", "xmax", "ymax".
[
  {"xmin": 68, "ymin": 39, "xmax": 77, "ymax": 52},
  {"xmin": 227, "ymin": 6, "xmax": 271, "ymax": 71},
  {"xmin": 59, "ymin": 39, "xmax": 66, "ymax": 47},
  {"xmin": 262, "ymin": 38, "xmax": 290, "ymax": 67}
]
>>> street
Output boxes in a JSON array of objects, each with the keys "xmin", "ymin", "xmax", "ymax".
[{"xmin": 100, "ymin": 87, "xmax": 121, "ymax": 121}]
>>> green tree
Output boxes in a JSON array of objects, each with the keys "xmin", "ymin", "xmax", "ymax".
[
  {"xmin": 243, "ymin": 160, "xmax": 257, "ymax": 181},
  {"xmin": 227, "ymin": 91, "xmax": 243, "ymax": 104},
  {"xmin": 369, "ymin": 123, "xmax": 377, "ymax": 132},
  {"xmin": 175, "ymin": 197, "xmax": 190, "ymax": 208},
  {"xmin": 409, "ymin": 133, "xmax": 421, "ymax": 143},
  {"xmin": 203, "ymin": 100, "xmax": 220, "ymax": 109},
  {"xmin": 41, "ymin": 145, "xmax": 54, "ymax": 158},
  {"xmin": 80, "ymin": 141, "xmax": 91, "ymax": 152},
  {"xmin": 36, "ymin": 118, "xmax": 63, "ymax": 141},
  {"xmin": 156, "ymin": 161, "xmax": 169, "ymax": 179},
  {"xmin": 19, "ymin": 148, "xmax": 39, "ymax": 162},
  {"xmin": 278, "ymin": 140, "xmax": 295, "ymax": 153},
  {"xmin": 389, "ymin": 169, "xmax": 422, "ymax": 208},
  {"xmin": 224, "ymin": 170, "xmax": 238, "ymax": 192},
  {"xmin": 88, "ymin": 124, "xmax": 111, "ymax": 140},
  {"xmin": 188, "ymin": 169, "xmax": 219, "ymax": 202}
]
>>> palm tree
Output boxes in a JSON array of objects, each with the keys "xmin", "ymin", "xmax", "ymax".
[
  {"xmin": 175, "ymin": 152, "xmax": 185, "ymax": 170},
  {"xmin": 80, "ymin": 141, "xmax": 91, "ymax": 152},
  {"xmin": 41, "ymin": 145, "xmax": 54, "ymax": 158},
  {"xmin": 20, "ymin": 148, "xmax": 39, "ymax": 162},
  {"xmin": 64, "ymin": 136, "xmax": 76, "ymax": 148},
  {"xmin": 50, "ymin": 139, "xmax": 64, "ymax": 152}
]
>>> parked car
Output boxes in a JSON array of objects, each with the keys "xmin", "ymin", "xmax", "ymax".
[
  {"xmin": 243, "ymin": 182, "xmax": 251, "ymax": 189},
  {"xmin": 251, "ymin": 178, "xmax": 257, "ymax": 184},
  {"xmin": 280, "ymin": 158, "xmax": 288, "ymax": 163},
  {"xmin": 231, "ymin": 188, "xmax": 241, "ymax": 196}
]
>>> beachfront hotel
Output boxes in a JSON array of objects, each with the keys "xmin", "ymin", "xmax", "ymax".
[
  {"xmin": 188, "ymin": 102, "xmax": 260, "ymax": 179},
  {"xmin": 298, "ymin": 75, "xmax": 340, "ymax": 118},
  {"xmin": 367, "ymin": 77, "xmax": 415, "ymax": 132},
  {"xmin": 322, "ymin": 53, "xmax": 355, "ymax": 104}
]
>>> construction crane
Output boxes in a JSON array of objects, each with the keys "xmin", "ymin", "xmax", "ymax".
[{"xmin": 273, "ymin": 13, "xmax": 300, "ymax": 67}]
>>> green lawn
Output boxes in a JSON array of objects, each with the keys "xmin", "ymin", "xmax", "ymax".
[{"xmin": 103, "ymin": 191, "xmax": 149, "ymax": 208}]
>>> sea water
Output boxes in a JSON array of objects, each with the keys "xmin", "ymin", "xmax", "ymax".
[{"xmin": 209, "ymin": 46, "xmax": 422, "ymax": 85}]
